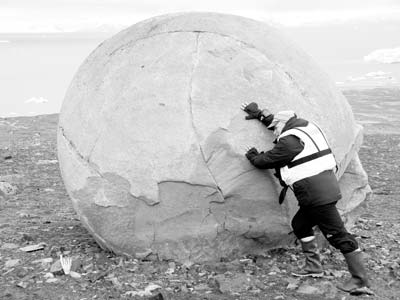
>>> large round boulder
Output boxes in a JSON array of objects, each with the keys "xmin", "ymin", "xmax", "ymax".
[{"xmin": 58, "ymin": 12, "xmax": 370, "ymax": 262}]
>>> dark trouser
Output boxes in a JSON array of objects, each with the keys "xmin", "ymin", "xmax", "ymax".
[{"xmin": 291, "ymin": 202, "xmax": 358, "ymax": 254}]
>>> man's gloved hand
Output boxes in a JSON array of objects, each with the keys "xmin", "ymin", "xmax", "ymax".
[
  {"xmin": 245, "ymin": 147, "xmax": 259, "ymax": 160},
  {"xmin": 241, "ymin": 102, "xmax": 262, "ymax": 120}
]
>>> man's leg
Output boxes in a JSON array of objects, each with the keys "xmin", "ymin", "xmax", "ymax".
[
  {"xmin": 291, "ymin": 208, "xmax": 324, "ymax": 277},
  {"xmin": 311, "ymin": 203, "xmax": 370, "ymax": 293}
]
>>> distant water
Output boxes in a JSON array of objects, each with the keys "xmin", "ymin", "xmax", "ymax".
[
  {"xmin": 0, "ymin": 33, "xmax": 109, "ymax": 117},
  {"xmin": 284, "ymin": 24, "xmax": 400, "ymax": 89},
  {"xmin": 0, "ymin": 28, "xmax": 399, "ymax": 117}
]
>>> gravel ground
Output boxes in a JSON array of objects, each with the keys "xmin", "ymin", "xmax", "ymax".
[{"xmin": 1, "ymin": 88, "xmax": 399, "ymax": 300}]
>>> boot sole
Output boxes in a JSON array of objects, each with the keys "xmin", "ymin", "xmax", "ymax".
[
  {"xmin": 337, "ymin": 285, "xmax": 374, "ymax": 296},
  {"xmin": 291, "ymin": 272, "xmax": 324, "ymax": 278}
]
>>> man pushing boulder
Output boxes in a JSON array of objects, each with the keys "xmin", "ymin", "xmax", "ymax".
[{"xmin": 242, "ymin": 102, "xmax": 373, "ymax": 296}]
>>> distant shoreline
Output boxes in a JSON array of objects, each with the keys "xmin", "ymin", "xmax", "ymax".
[
  {"xmin": 338, "ymin": 85, "xmax": 400, "ymax": 90},
  {"xmin": 1, "ymin": 86, "xmax": 399, "ymax": 119},
  {"xmin": 0, "ymin": 32, "xmax": 113, "ymax": 41}
]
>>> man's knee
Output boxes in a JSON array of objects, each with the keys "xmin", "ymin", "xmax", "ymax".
[
  {"xmin": 291, "ymin": 218, "xmax": 314, "ymax": 239},
  {"xmin": 326, "ymin": 232, "xmax": 358, "ymax": 254}
]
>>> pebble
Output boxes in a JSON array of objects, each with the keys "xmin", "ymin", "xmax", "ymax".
[
  {"xmin": 0, "ymin": 181, "xmax": 17, "ymax": 195},
  {"xmin": 69, "ymin": 271, "xmax": 82, "ymax": 279},
  {"xmin": 19, "ymin": 242, "xmax": 46, "ymax": 252},
  {"xmin": 5, "ymin": 259, "xmax": 21, "ymax": 268},
  {"xmin": 297, "ymin": 284, "xmax": 323, "ymax": 295},
  {"xmin": 1, "ymin": 243, "xmax": 19, "ymax": 250},
  {"xmin": 36, "ymin": 159, "xmax": 58, "ymax": 165},
  {"xmin": 270, "ymin": 265, "xmax": 281, "ymax": 273},
  {"xmin": 16, "ymin": 281, "xmax": 28, "ymax": 289},
  {"xmin": 50, "ymin": 260, "xmax": 64, "ymax": 275},
  {"xmin": 44, "ymin": 272, "xmax": 54, "ymax": 279}
]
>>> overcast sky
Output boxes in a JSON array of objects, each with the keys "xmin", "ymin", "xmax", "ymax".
[
  {"xmin": 1, "ymin": 0, "xmax": 399, "ymax": 117},
  {"xmin": 1, "ymin": 0, "xmax": 400, "ymax": 32}
]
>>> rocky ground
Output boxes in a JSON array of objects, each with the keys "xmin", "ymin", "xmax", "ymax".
[{"xmin": 0, "ymin": 88, "xmax": 399, "ymax": 300}]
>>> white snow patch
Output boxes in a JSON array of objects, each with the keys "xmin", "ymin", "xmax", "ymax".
[
  {"xmin": 364, "ymin": 47, "xmax": 400, "ymax": 64},
  {"xmin": 25, "ymin": 97, "xmax": 49, "ymax": 104}
]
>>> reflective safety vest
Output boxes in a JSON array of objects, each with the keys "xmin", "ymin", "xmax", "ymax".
[{"xmin": 278, "ymin": 122, "xmax": 337, "ymax": 185}]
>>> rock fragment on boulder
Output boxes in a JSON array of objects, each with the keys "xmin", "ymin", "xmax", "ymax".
[{"xmin": 0, "ymin": 181, "xmax": 17, "ymax": 196}]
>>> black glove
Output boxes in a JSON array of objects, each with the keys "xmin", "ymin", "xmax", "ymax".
[
  {"xmin": 243, "ymin": 102, "xmax": 262, "ymax": 120},
  {"xmin": 245, "ymin": 147, "xmax": 259, "ymax": 160}
]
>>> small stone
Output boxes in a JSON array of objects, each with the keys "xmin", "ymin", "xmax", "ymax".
[
  {"xmin": 70, "ymin": 271, "xmax": 82, "ymax": 279},
  {"xmin": 274, "ymin": 296, "xmax": 284, "ymax": 300},
  {"xmin": 19, "ymin": 242, "xmax": 46, "ymax": 252},
  {"xmin": 381, "ymin": 248, "xmax": 390, "ymax": 256},
  {"xmin": 32, "ymin": 257, "xmax": 53, "ymax": 264},
  {"xmin": 289, "ymin": 254, "xmax": 298, "ymax": 261},
  {"xmin": 287, "ymin": 282, "xmax": 298, "ymax": 290},
  {"xmin": 135, "ymin": 249, "xmax": 152, "ymax": 259},
  {"xmin": 5, "ymin": 259, "xmax": 21, "ymax": 268},
  {"xmin": 44, "ymin": 272, "xmax": 54, "ymax": 279},
  {"xmin": 15, "ymin": 268, "xmax": 29, "ymax": 278},
  {"xmin": 180, "ymin": 285, "xmax": 189, "ymax": 293},
  {"xmin": 17, "ymin": 281, "xmax": 29, "ymax": 289},
  {"xmin": 297, "ymin": 284, "xmax": 323, "ymax": 295},
  {"xmin": 286, "ymin": 278, "xmax": 299, "ymax": 290},
  {"xmin": 0, "ymin": 182, "xmax": 17, "ymax": 195},
  {"xmin": 194, "ymin": 283, "xmax": 209, "ymax": 291},
  {"xmin": 381, "ymin": 259, "xmax": 390, "ymax": 266},
  {"xmin": 215, "ymin": 273, "xmax": 255, "ymax": 294},
  {"xmin": 20, "ymin": 233, "xmax": 35, "ymax": 242},
  {"xmin": 32, "ymin": 258, "xmax": 52, "ymax": 271},
  {"xmin": 71, "ymin": 257, "xmax": 83, "ymax": 272},
  {"xmin": 50, "ymin": 260, "xmax": 64, "ymax": 275},
  {"xmin": 376, "ymin": 222, "xmax": 383, "ymax": 227},
  {"xmin": 270, "ymin": 265, "xmax": 281, "ymax": 273},
  {"xmin": 36, "ymin": 159, "xmax": 58, "ymax": 165},
  {"xmin": 330, "ymin": 270, "xmax": 345, "ymax": 278},
  {"xmin": 1, "ymin": 243, "xmax": 19, "ymax": 250},
  {"xmin": 182, "ymin": 261, "xmax": 194, "ymax": 269},
  {"xmin": 46, "ymin": 278, "xmax": 58, "ymax": 283},
  {"xmin": 166, "ymin": 261, "xmax": 176, "ymax": 274}
]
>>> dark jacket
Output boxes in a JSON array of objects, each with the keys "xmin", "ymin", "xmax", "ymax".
[{"xmin": 248, "ymin": 116, "xmax": 341, "ymax": 207}]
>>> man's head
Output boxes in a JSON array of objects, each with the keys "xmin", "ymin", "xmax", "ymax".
[{"xmin": 267, "ymin": 110, "xmax": 296, "ymax": 136}]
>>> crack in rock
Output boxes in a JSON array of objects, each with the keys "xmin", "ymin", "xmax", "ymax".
[
  {"xmin": 59, "ymin": 126, "xmax": 158, "ymax": 206},
  {"xmin": 107, "ymin": 29, "xmax": 306, "ymax": 104},
  {"xmin": 187, "ymin": 32, "xmax": 225, "ymax": 203},
  {"xmin": 59, "ymin": 126, "xmax": 102, "ymax": 176}
]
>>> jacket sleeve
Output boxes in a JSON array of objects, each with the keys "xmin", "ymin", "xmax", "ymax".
[
  {"xmin": 259, "ymin": 112, "xmax": 274, "ymax": 127},
  {"xmin": 248, "ymin": 135, "xmax": 304, "ymax": 169}
]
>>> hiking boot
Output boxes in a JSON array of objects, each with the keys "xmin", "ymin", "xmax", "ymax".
[
  {"xmin": 292, "ymin": 237, "xmax": 324, "ymax": 278},
  {"xmin": 337, "ymin": 249, "xmax": 370, "ymax": 293}
]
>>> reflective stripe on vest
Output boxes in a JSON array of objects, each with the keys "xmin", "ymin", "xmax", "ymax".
[{"xmin": 278, "ymin": 122, "xmax": 337, "ymax": 185}]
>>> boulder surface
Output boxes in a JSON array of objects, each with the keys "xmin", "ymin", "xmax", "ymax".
[{"xmin": 58, "ymin": 12, "xmax": 370, "ymax": 262}]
